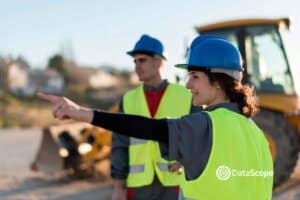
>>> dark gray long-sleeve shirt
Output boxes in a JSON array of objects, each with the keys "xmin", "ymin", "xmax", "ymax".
[{"xmin": 110, "ymin": 101, "xmax": 129, "ymax": 179}]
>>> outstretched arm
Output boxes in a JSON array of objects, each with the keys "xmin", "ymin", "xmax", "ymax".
[
  {"xmin": 37, "ymin": 92, "xmax": 168, "ymax": 142},
  {"xmin": 37, "ymin": 92, "xmax": 94, "ymax": 122}
]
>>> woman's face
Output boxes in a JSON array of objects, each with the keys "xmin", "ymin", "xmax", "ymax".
[{"xmin": 186, "ymin": 71, "xmax": 220, "ymax": 107}]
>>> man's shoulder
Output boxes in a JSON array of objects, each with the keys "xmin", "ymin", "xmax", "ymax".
[
  {"xmin": 122, "ymin": 85, "xmax": 143, "ymax": 100},
  {"xmin": 167, "ymin": 83, "xmax": 191, "ymax": 95},
  {"xmin": 168, "ymin": 82, "xmax": 187, "ymax": 90}
]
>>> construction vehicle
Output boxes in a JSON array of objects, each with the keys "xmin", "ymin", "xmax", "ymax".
[
  {"xmin": 31, "ymin": 104, "xmax": 118, "ymax": 178},
  {"xmin": 76, "ymin": 125, "xmax": 112, "ymax": 178},
  {"xmin": 194, "ymin": 17, "xmax": 299, "ymax": 187},
  {"xmin": 31, "ymin": 122, "xmax": 92, "ymax": 175}
]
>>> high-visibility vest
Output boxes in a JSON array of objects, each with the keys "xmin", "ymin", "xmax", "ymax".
[
  {"xmin": 124, "ymin": 83, "xmax": 192, "ymax": 187},
  {"xmin": 181, "ymin": 108, "xmax": 273, "ymax": 200}
]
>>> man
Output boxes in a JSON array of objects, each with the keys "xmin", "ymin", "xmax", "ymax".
[{"xmin": 111, "ymin": 34, "xmax": 196, "ymax": 200}]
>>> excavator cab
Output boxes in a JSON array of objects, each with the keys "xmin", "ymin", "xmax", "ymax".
[
  {"xmin": 195, "ymin": 18, "xmax": 300, "ymax": 187},
  {"xmin": 197, "ymin": 18, "xmax": 294, "ymax": 94}
]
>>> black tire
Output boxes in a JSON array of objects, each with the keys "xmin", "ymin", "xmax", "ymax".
[{"xmin": 253, "ymin": 109, "xmax": 299, "ymax": 187}]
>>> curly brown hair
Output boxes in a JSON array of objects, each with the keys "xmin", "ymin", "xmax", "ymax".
[{"xmin": 205, "ymin": 72, "xmax": 258, "ymax": 118}]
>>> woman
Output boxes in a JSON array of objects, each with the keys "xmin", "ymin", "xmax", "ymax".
[{"xmin": 38, "ymin": 35, "xmax": 273, "ymax": 200}]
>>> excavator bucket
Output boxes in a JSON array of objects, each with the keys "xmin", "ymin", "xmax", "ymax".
[
  {"xmin": 31, "ymin": 122, "xmax": 91, "ymax": 175},
  {"xmin": 30, "ymin": 128, "xmax": 63, "ymax": 174},
  {"xmin": 31, "ymin": 104, "xmax": 118, "ymax": 176}
]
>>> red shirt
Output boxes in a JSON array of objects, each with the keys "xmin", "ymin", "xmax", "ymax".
[{"xmin": 144, "ymin": 87, "xmax": 166, "ymax": 118}]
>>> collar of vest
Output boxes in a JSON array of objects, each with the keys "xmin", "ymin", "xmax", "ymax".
[{"xmin": 143, "ymin": 79, "xmax": 168, "ymax": 92}]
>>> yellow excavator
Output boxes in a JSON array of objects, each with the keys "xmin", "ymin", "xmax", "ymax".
[
  {"xmin": 31, "ymin": 17, "xmax": 299, "ymax": 188},
  {"xmin": 194, "ymin": 17, "xmax": 300, "ymax": 188},
  {"xmin": 31, "ymin": 105, "xmax": 118, "ymax": 178}
]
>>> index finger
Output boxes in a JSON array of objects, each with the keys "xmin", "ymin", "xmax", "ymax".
[{"xmin": 37, "ymin": 92, "xmax": 62, "ymax": 104}]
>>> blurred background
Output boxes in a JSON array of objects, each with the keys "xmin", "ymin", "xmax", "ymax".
[
  {"xmin": 0, "ymin": 0, "xmax": 300, "ymax": 199},
  {"xmin": 1, "ymin": 0, "xmax": 300, "ymax": 127}
]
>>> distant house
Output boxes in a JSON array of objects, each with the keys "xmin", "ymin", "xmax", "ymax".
[
  {"xmin": 67, "ymin": 64, "xmax": 121, "ymax": 89},
  {"xmin": 7, "ymin": 62, "xmax": 30, "ymax": 95},
  {"xmin": 2, "ymin": 56, "xmax": 136, "ymax": 97},
  {"xmin": 32, "ymin": 69, "xmax": 65, "ymax": 95},
  {"xmin": 89, "ymin": 70, "xmax": 120, "ymax": 88},
  {"xmin": 5, "ymin": 59, "xmax": 65, "ymax": 96}
]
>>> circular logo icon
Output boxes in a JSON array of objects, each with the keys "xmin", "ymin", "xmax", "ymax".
[{"xmin": 216, "ymin": 165, "xmax": 231, "ymax": 181}]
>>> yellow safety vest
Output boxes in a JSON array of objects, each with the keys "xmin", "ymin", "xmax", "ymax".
[
  {"xmin": 124, "ymin": 83, "xmax": 192, "ymax": 187},
  {"xmin": 181, "ymin": 108, "xmax": 273, "ymax": 200}
]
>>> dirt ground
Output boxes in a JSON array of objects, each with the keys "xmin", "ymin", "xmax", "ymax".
[
  {"xmin": 2, "ymin": 128, "xmax": 300, "ymax": 200},
  {"xmin": 0, "ymin": 128, "xmax": 112, "ymax": 200}
]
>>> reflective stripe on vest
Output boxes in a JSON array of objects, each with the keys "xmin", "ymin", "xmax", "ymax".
[
  {"xmin": 124, "ymin": 83, "xmax": 192, "ymax": 187},
  {"xmin": 156, "ymin": 162, "xmax": 170, "ymax": 172},
  {"xmin": 129, "ymin": 164, "xmax": 145, "ymax": 173},
  {"xmin": 130, "ymin": 137, "xmax": 147, "ymax": 145},
  {"xmin": 181, "ymin": 108, "xmax": 273, "ymax": 200},
  {"xmin": 129, "ymin": 163, "xmax": 171, "ymax": 173}
]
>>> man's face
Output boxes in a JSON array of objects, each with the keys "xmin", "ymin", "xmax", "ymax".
[{"xmin": 133, "ymin": 53, "xmax": 160, "ymax": 82}]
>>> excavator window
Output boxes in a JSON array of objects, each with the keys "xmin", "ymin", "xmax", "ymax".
[{"xmin": 245, "ymin": 25, "xmax": 294, "ymax": 94}]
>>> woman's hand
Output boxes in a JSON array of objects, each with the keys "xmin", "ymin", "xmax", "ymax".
[
  {"xmin": 168, "ymin": 161, "xmax": 183, "ymax": 175},
  {"xmin": 37, "ymin": 92, "xmax": 94, "ymax": 123}
]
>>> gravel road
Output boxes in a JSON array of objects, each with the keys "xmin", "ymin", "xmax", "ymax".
[
  {"xmin": 1, "ymin": 128, "xmax": 300, "ymax": 200},
  {"xmin": 0, "ymin": 128, "xmax": 112, "ymax": 200}
]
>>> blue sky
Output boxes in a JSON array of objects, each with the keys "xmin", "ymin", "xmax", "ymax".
[{"xmin": 1, "ymin": 0, "xmax": 299, "ymax": 82}]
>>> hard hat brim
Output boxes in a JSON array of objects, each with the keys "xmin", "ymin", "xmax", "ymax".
[
  {"xmin": 174, "ymin": 64, "xmax": 243, "ymax": 81},
  {"xmin": 127, "ymin": 50, "xmax": 167, "ymax": 60}
]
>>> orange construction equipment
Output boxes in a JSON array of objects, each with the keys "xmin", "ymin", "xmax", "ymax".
[{"xmin": 31, "ymin": 104, "xmax": 118, "ymax": 178}]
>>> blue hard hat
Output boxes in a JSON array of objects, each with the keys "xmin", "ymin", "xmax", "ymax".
[
  {"xmin": 175, "ymin": 35, "xmax": 243, "ymax": 80},
  {"xmin": 127, "ymin": 34, "xmax": 167, "ymax": 60}
]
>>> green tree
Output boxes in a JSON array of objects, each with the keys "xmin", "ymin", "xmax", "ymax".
[
  {"xmin": 47, "ymin": 54, "xmax": 69, "ymax": 82},
  {"xmin": 16, "ymin": 56, "xmax": 30, "ymax": 69},
  {"xmin": 0, "ymin": 57, "xmax": 8, "ymax": 92}
]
